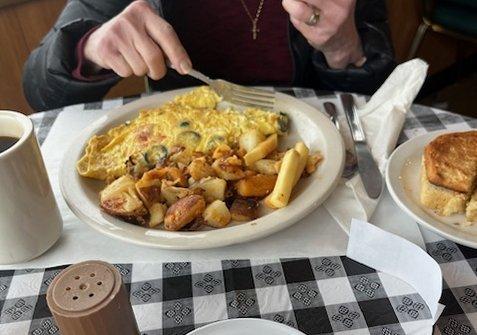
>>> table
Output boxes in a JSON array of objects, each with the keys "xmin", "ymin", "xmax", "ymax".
[{"xmin": 1, "ymin": 88, "xmax": 477, "ymax": 335}]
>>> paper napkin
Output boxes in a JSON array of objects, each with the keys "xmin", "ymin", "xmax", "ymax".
[{"xmin": 324, "ymin": 59, "xmax": 429, "ymax": 232}]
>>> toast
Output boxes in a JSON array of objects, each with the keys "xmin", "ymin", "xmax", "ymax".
[
  {"xmin": 420, "ymin": 160, "xmax": 468, "ymax": 216},
  {"xmin": 423, "ymin": 131, "xmax": 477, "ymax": 194}
]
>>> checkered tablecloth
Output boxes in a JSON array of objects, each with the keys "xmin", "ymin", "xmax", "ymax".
[{"xmin": 1, "ymin": 88, "xmax": 476, "ymax": 335}]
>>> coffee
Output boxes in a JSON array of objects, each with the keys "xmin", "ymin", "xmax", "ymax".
[{"xmin": 0, "ymin": 136, "xmax": 19, "ymax": 153}]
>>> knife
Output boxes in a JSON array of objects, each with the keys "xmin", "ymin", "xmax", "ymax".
[{"xmin": 340, "ymin": 94, "xmax": 383, "ymax": 199}]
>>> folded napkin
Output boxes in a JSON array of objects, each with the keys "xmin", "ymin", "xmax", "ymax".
[{"xmin": 324, "ymin": 59, "xmax": 429, "ymax": 231}]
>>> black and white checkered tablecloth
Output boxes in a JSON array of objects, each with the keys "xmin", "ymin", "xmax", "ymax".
[{"xmin": 1, "ymin": 88, "xmax": 477, "ymax": 335}]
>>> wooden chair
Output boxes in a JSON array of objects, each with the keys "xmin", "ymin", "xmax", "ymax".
[{"xmin": 408, "ymin": 0, "xmax": 477, "ymax": 59}]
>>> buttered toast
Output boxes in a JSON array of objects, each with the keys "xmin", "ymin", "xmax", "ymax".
[
  {"xmin": 423, "ymin": 131, "xmax": 477, "ymax": 194},
  {"xmin": 421, "ymin": 131, "xmax": 477, "ymax": 223}
]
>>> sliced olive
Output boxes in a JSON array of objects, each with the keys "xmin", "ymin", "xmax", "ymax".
[
  {"xmin": 144, "ymin": 144, "xmax": 168, "ymax": 165},
  {"xmin": 277, "ymin": 112, "xmax": 289, "ymax": 133},
  {"xmin": 179, "ymin": 120, "xmax": 190, "ymax": 128},
  {"xmin": 177, "ymin": 130, "xmax": 201, "ymax": 143}
]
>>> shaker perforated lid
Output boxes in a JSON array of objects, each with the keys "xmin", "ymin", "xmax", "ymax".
[{"xmin": 46, "ymin": 260, "xmax": 139, "ymax": 335}]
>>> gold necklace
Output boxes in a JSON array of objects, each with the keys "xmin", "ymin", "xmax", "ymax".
[{"xmin": 239, "ymin": 0, "xmax": 265, "ymax": 40}]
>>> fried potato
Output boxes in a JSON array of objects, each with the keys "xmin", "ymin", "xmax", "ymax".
[
  {"xmin": 203, "ymin": 200, "xmax": 231, "ymax": 228},
  {"xmin": 306, "ymin": 152, "xmax": 323, "ymax": 174},
  {"xmin": 239, "ymin": 130, "xmax": 265, "ymax": 153},
  {"xmin": 100, "ymin": 175, "xmax": 148, "ymax": 219},
  {"xmin": 161, "ymin": 180, "xmax": 193, "ymax": 206},
  {"xmin": 292, "ymin": 142, "xmax": 309, "ymax": 186},
  {"xmin": 188, "ymin": 157, "xmax": 216, "ymax": 181},
  {"xmin": 230, "ymin": 198, "xmax": 259, "ymax": 221},
  {"xmin": 268, "ymin": 148, "xmax": 300, "ymax": 208},
  {"xmin": 236, "ymin": 174, "xmax": 277, "ymax": 197},
  {"xmin": 148, "ymin": 203, "xmax": 167, "ymax": 228},
  {"xmin": 191, "ymin": 177, "xmax": 227, "ymax": 203},
  {"xmin": 212, "ymin": 144, "xmax": 234, "ymax": 159},
  {"xmin": 244, "ymin": 134, "xmax": 278, "ymax": 166},
  {"xmin": 164, "ymin": 195, "xmax": 206, "ymax": 231},
  {"xmin": 212, "ymin": 156, "xmax": 245, "ymax": 180},
  {"xmin": 251, "ymin": 159, "xmax": 280, "ymax": 175}
]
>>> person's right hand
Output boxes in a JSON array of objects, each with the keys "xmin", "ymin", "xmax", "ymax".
[{"xmin": 83, "ymin": 0, "xmax": 191, "ymax": 80}]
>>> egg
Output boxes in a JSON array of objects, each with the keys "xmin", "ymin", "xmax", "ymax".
[{"xmin": 77, "ymin": 87, "xmax": 288, "ymax": 181}]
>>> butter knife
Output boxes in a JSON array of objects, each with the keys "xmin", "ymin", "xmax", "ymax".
[{"xmin": 340, "ymin": 94, "xmax": 383, "ymax": 199}]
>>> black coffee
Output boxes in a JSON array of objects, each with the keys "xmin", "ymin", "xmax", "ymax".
[{"xmin": 0, "ymin": 136, "xmax": 19, "ymax": 153}]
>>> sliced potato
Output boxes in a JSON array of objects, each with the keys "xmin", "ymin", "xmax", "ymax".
[
  {"xmin": 148, "ymin": 203, "xmax": 167, "ymax": 228},
  {"xmin": 164, "ymin": 195, "xmax": 206, "ymax": 231},
  {"xmin": 161, "ymin": 180, "xmax": 192, "ymax": 206},
  {"xmin": 188, "ymin": 157, "xmax": 216, "ymax": 181},
  {"xmin": 230, "ymin": 198, "xmax": 259, "ymax": 221},
  {"xmin": 239, "ymin": 130, "xmax": 265, "ymax": 153},
  {"xmin": 212, "ymin": 144, "xmax": 234, "ymax": 159},
  {"xmin": 251, "ymin": 159, "xmax": 280, "ymax": 175},
  {"xmin": 268, "ymin": 148, "xmax": 300, "ymax": 208},
  {"xmin": 135, "ymin": 170, "xmax": 164, "ymax": 208},
  {"xmin": 236, "ymin": 174, "xmax": 277, "ymax": 197},
  {"xmin": 212, "ymin": 156, "xmax": 245, "ymax": 180},
  {"xmin": 292, "ymin": 142, "xmax": 310, "ymax": 186},
  {"xmin": 244, "ymin": 134, "xmax": 278, "ymax": 166},
  {"xmin": 100, "ymin": 175, "xmax": 148, "ymax": 220},
  {"xmin": 203, "ymin": 200, "xmax": 231, "ymax": 228},
  {"xmin": 306, "ymin": 152, "xmax": 324, "ymax": 174},
  {"xmin": 191, "ymin": 177, "xmax": 227, "ymax": 203}
]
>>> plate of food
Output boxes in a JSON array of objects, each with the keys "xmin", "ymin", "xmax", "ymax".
[
  {"xmin": 60, "ymin": 87, "xmax": 344, "ymax": 249},
  {"xmin": 386, "ymin": 130, "xmax": 477, "ymax": 247},
  {"xmin": 187, "ymin": 318, "xmax": 305, "ymax": 335}
]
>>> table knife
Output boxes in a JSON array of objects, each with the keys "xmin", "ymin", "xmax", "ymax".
[{"xmin": 340, "ymin": 94, "xmax": 383, "ymax": 199}]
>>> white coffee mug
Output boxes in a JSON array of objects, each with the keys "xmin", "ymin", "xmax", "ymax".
[{"xmin": 0, "ymin": 110, "xmax": 62, "ymax": 264}]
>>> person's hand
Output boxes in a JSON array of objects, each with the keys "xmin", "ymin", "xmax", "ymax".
[
  {"xmin": 282, "ymin": 0, "xmax": 366, "ymax": 69},
  {"xmin": 83, "ymin": 0, "xmax": 191, "ymax": 79}
]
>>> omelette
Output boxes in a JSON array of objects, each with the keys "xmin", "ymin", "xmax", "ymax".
[{"xmin": 77, "ymin": 87, "xmax": 288, "ymax": 181}]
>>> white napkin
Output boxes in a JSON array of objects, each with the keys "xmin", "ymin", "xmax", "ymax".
[{"xmin": 324, "ymin": 59, "xmax": 429, "ymax": 231}]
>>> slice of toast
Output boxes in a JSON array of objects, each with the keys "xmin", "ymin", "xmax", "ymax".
[
  {"xmin": 424, "ymin": 131, "xmax": 477, "ymax": 194},
  {"xmin": 467, "ymin": 190, "xmax": 477, "ymax": 222},
  {"xmin": 420, "ymin": 160, "xmax": 468, "ymax": 216}
]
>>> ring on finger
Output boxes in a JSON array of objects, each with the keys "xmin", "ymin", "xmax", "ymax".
[{"xmin": 306, "ymin": 9, "xmax": 320, "ymax": 26}]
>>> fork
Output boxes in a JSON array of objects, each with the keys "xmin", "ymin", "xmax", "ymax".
[{"xmin": 186, "ymin": 68, "xmax": 276, "ymax": 110}]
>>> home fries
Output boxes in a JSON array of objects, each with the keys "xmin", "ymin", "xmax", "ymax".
[{"xmin": 77, "ymin": 87, "xmax": 323, "ymax": 231}]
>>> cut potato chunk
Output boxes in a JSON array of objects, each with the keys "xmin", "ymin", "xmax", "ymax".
[
  {"xmin": 164, "ymin": 195, "xmax": 206, "ymax": 231},
  {"xmin": 251, "ymin": 159, "xmax": 280, "ymax": 175},
  {"xmin": 191, "ymin": 177, "xmax": 227, "ymax": 203},
  {"xmin": 236, "ymin": 174, "xmax": 277, "ymax": 197},
  {"xmin": 244, "ymin": 134, "xmax": 278, "ymax": 166},
  {"xmin": 306, "ymin": 152, "xmax": 324, "ymax": 174},
  {"xmin": 239, "ymin": 130, "xmax": 265, "ymax": 153},
  {"xmin": 100, "ymin": 175, "xmax": 148, "ymax": 220},
  {"xmin": 188, "ymin": 157, "xmax": 216, "ymax": 181},
  {"xmin": 203, "ymin": 200, "xmax": 231, "ymax": 228},
  {"xmin": 148, "ymin": 203, "xmax": 167, "ymax": 228},
  {"xmin": 161, "ymin": 180, "xmax": 192, "ymax": 206},
  {"xmin": 230, "ymin": 198, "xmax": 259, "ymax": 221},
  {"xmin": 212, "ymin": 156, "xmax": 245, "ymax": 180}
]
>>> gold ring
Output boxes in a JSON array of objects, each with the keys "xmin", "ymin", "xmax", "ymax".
[{"xmin": 306, "ymin": 10, "xmax": 320, "ymax": 26}]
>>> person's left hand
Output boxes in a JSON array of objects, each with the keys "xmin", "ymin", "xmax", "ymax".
[{"xmin": 282, "ymin": 0, "xmax": 366, "ymax": 69}]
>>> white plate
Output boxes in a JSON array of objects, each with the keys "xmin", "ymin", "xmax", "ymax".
[
  {"xmin": 386, "ymin": 130, "xmax": 477, "ymax": 248},
  {"xmin": 187, "ymin": 318, "xmax": 306, "ymax": 335},
  {"xmin": 60, "ymin": 88, "xmax": 344, "ymax": 249}
]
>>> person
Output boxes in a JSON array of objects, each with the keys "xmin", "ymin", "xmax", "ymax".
[{"xmin": 23, "ymin": 0, "xmax": 395, "ymax": 111}]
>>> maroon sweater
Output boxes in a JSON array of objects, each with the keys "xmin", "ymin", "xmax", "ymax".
[{"xmin": 74, "ymin": 1, "xmax": 294, "ymax": 85}]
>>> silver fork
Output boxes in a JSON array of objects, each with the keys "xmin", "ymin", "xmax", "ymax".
[{"xmin": 187, "ymin": 68, "xmax": 276, "ymax": 110}]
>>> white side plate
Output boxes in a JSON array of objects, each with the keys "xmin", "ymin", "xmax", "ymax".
[
  {"xmin": 60, "ymin": 88, "xmax": 344, "ymax": 249},
  {"xmin": 187, "ymin": 318, "xmax": 306, "ymax": 335},
  {"xmin": 386, "ymin": 130, "xmax": 477, "ymax": 248}
]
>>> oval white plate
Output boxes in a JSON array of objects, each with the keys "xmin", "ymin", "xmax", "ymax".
[
  {"xmin": 386, "ymin": 130, "xmax": 477, "ymax": 248},
  {"xmin": 187, "ymin": 318, "xmax": 306, "ymax": 335},
  {"xmin": 60, "ymin": 88, "xmax": 344, "ymax": 249}
]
